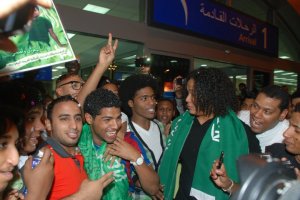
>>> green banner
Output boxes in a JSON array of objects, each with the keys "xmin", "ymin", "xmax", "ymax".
[{"xmin": 0, "ymin": 1, "xmax": 75, "ymax": 76}]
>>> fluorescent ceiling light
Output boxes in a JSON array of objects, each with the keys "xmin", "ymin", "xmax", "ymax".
[
  {"xmin": 201, "ymin": 64, "xmax": 207, "ymax": 67},
  {"xmin": 279, "ymin": 56, "xmax": 290, "ymax": 59},
  {"xmin": 282, "ymin": 72, "xmax": 295, "ymax": 75},
  {"xmin": 170, "ymin": 60, "xmax": 178, "ymax": 63},
  {"xmin": 83, "ymin": 4, "xmax": 110, "ymax": 14},
  {"xmin": 122, "ymin": 55, "xmax": 136, "ymax": 60},
  {"xmin": 67, "ymin": 33, "xmax": 76, "ymax": 39},
  {"xmin": 274, "ymin": 70, "xmax": 284, "ymax": 73},
  {"xmin": 127, "ymin": 64, "xmax": 136, "ymax": 67}
]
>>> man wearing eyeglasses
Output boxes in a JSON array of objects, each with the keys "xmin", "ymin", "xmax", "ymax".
[
  {"xmin": 55, "ymin": 33, "xmax": 118, "ymax": 107},
  {"xmin": 55, "ymin": 73, "xmax": 85, "ymax": 99}
]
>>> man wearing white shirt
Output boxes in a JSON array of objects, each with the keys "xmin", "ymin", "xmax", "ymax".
[{"xmin": 238, "ymin": 85, "xmax": 289, "ymax": 152}]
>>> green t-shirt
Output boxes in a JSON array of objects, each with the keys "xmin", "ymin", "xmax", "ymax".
[{"xmin": 78, "ymin": 124, "xmax": 132, "ymax": 200}]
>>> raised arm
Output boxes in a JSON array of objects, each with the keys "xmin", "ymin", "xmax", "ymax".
[{"xmin": 77, "ymin": 33, "xmax": 118, "ymax": 106}]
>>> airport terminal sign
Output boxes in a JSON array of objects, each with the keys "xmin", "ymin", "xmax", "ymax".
[{"xmin": 148, "ymin": 0, "xmax": 278, "ymax": 57}]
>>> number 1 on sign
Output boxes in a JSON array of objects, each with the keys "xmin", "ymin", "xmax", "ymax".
[{"xmin": 262, "ymin": 27, "xmax": 267, "ymax": 49}]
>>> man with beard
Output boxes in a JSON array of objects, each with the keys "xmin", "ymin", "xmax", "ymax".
[
  {"xmin": 45, "ymin": 95, "xmax": 114, "ymax": 200},
  {"xmin": 238, "ymin": 85, "xmax": 289, "ymax": 152},
  {"xmin": 79, "ymin": 88, "xmax": 160, "ymax": 199}
]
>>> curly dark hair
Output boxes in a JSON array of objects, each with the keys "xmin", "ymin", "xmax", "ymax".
[
  {"xmin": 84, "ymin": 88, "xmax": 121, "ymax": 118},
  {"xmin": 47, "ymin": 95, "xmax": 80, "ymax": 120},
  {"xmin": 185, "ymin": 67, "xmax": 239, "ymax": 116},
  {"xmin": 119, "ymin": 74, "xmax": 160, "ymax": 117}
]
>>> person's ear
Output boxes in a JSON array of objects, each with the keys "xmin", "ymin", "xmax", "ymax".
[
  {"xmin": 55, "ymin": 87, "xmax": 63, "ymax": 97},
  {"xmin": 85, "ymin": 113, "xmax": 93, "ymax": 125},
  {"xmin": 128, "ymin": 100, "xmax": 134, "ymax": 108},
  {"xmin": 172, "ymin": 110, "xmax": 176, "ymax": 117},
  {"xmin": 279, "ymin": 109, "xmax": 289, "ymax": 121},
  {"xmin": 45, "ymin": 119, "xmax": 52, "ymax": 131}
]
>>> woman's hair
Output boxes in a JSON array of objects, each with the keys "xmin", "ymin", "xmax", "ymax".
[
  {"xmin": 186, "ymin": 67, "xmax": 239, "ymax": 116},
  {"xmin": 0, "ymin": 105, "xmax": 24, "ymax": 138}
]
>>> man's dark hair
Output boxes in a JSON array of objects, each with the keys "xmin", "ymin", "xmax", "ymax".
[
  {"xmin": 156, "ymin": 98, "xmax": 176, "ymax": 110},
  {"xmin": 0, "ymin": 105, "xmax": 24, "ymax": 138},
  {"xmin": 119, "ymin": 74, "xmax": 160, "ymax": 117},
  {"xmin": 240, "ymin": 91, "xmax": 256, "ymax": 105},
  {"xmin": 47, "ymin": 95, "xmax": 80, "ymax": 120},
  {"xmin": 185, "ymin": 67, "xmax": 239, "ymax": 116},
  {"xmin": 260, "ymin": 85, "xmax": 289, "ymax": 111},
  {"xmin": 84, "ymin": 88, "xmax": 121, "ymax": 118},
  {"xmin": 56, "ymin": 73, "xmax": 81, "ymax": 86}
]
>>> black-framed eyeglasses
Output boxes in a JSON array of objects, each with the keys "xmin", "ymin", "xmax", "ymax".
[{"xmin": 59, "ymin": 81, "xmax": 84, "ymax": 90}]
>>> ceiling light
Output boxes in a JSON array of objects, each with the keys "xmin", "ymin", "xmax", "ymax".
[
  {"xmin": 164, "ymin": 69, "xmax": 170, "ymax": 73},
  {"xmin": 122, "ymin": 55, "xmax": 136, "ymax": 60},
  {"xmin": 282, "ymin": 72, "xmax": 295, "ymax": 75},
  {"xmin": 52, "ymin": 69, "xmax": 58, "ymax": 72},
  {"xmin": 279, "ymin": 56, "xmax": 290, "ymax": 59},
  {"xmin": 274, "ymin": 70, "xmax": 284, "ymax": 73},
  {"xmin": 67, "ymin": 33, "xmax": 76, "ymax": 39},
  {"xmin": 83, "ymin": 4, "xmax": 110, "ymax": 14},
  {"xmin": 170, "ymin": 60, "xmax": 177, "ymax": 63},
  {"xmin": 56, "ymin": 66, "xmax": 65, "ymax": 69},
  {"xmin": 201, "ymin": 64, "xmax": 207, "ymax": 67},
  {"xmin": 127, "ymin": 64, "xmax": 136, "ymax": 67}
]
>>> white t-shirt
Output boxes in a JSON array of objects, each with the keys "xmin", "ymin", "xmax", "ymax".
[
  {"xmin": 238, "ymin": 110, "xmax": 289, "ymax": 153},
  {"xmin": 131, "ymin": 121, "xmax": 163, "ymax": 162}
]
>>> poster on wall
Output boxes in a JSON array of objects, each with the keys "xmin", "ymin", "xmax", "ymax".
[{"xmin": 0, "ymin": 1, "xmax": 75, "ymax": 76}]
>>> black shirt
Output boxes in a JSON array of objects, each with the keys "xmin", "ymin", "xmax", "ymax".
[
  {"xmin": 175, "ymin": 118, "xmax": 261, "ymax": 200},
  {"xmin": 266, "ymin": 143, "xmax": 300, "ymax": 169}
]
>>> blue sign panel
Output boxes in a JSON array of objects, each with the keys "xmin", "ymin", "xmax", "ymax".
[{"xmin": 148, "ymin": 0, "xmax": 278, "ymax": 57}]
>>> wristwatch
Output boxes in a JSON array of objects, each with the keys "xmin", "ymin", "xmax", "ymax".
[{"xmin": 131, "ymin": 154, "xmax": 144, "ymax": 166}]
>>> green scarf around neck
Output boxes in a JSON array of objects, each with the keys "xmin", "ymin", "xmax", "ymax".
[
  {"xmin": 159, "ymin": 110, "xmax": 249, "ymax": 200},
  {"xmin": 78, "ymin": 124, "xmax": 131, "ymax": 200}
]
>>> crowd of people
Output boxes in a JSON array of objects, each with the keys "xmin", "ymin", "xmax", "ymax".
[{"xmin": 1, "ymin": 1, "xmax": 300, "ymax": 200}]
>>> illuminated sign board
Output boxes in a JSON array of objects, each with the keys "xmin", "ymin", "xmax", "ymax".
[{"xmin": 148, "ymin": 0, "xmax": 278, "ymax": 57}]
